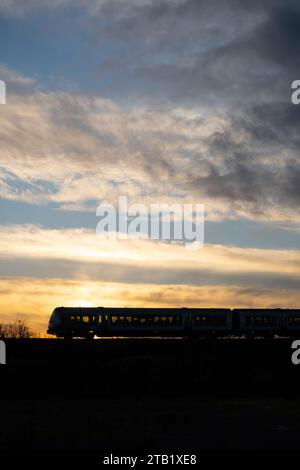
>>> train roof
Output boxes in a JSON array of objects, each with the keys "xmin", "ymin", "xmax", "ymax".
[{"xmin": 53, "ymin": 307, "xmax": 300, "ymax": 314}]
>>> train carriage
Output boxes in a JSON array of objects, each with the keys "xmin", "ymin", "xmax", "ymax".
[
  {"xmin": 188, "ymin": 309, "xmax": 232, "ymax": 337},
  {"xmin": 236, "ymin": 309, "xmax": 283, "ymax": 337},
  {"xmin": 104, "ymin": 308, "xmax": 187, "ymax": 337}
]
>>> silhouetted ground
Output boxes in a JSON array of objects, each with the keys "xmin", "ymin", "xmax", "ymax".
[{"xmin": 1, "ymin": 338, "xmax": 300, "ymax": 457}]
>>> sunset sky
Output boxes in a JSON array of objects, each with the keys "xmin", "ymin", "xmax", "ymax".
[{"xmin": 0, "ymin": 0, "xmax": 300, "ymax": 333}]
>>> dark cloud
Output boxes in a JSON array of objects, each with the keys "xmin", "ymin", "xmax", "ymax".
[
  {"xmin": 87, "ymin": 0, "xmax": 299, "ymax": 106},
  {"xmin": 250, "ymin": 3, "xmax": 300, "ymax": 69},
  {"xmin": 120, "ymin": 0, "xmax": 300, "ymax": 218},
  {"xmin": 184, "ymin": 120, "xmax": 300, "ymax": 215}
]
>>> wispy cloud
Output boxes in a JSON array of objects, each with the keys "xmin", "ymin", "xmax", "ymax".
[
  {"xmin": 0, "ymin": 79, "xmax": 299, "ymax": 222},
  {"xmin": 0, "ymin": 225, "xmax": 299, "ymax": 288}
]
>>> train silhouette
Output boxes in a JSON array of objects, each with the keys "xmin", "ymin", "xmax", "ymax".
[{"xmin": 47, "ymin": 307, "xmax": 300, "ymax": 339}]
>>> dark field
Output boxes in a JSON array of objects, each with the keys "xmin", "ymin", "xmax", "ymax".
[{"xmin": 1, "ymin": 338, "xmax": 300, "ymax": 457}]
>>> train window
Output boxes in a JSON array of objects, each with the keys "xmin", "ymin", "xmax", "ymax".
[
  {"xmin": 150, "ymin": 315, "xmax": 182, "ymax": 326},
  {"xmin": 125, "ymin": 316, "xmax": 149, "ymax": 325},
  {"xmin": 288, "ymin": 316, "xmax": 300, "ymax": 325},
  {"xmin": 195, "ymin": 316, "xmax": 208, "ymax": 323},
  {"xmin": 107, "ymin": 313, "xmax": 183, "ymax": 326},
  {"xmin": 194, "ymin": 315, "xmax": 226, "ymax": 326},
  {"xmin": 70, "ymin": 316, "xmax": 75, "ymax": 321},
  {"xmin": 82, "ymin": 316, "xmax": 89, "ymax": 323},
  {"xmin": 246, "ymin": 316, "xmax": 277, "ymax": 326}
]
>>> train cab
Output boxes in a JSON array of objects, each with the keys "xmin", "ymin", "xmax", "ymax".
[{"xmin": 47, "ymin": 307, "xmax": 102, "ymax": 339}]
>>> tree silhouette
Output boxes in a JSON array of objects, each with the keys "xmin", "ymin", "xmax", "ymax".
[{"xmin": 0, "ymin": 318, "xmax": 35, "ymax": 339}]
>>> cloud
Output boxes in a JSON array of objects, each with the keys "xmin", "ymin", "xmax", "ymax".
[
  {"xmin": 98, "ymin": 0, "xmax": 296, "ymax": 107},
  {"xmin": 0, "ymin": 225, "xmax": 299, "ymax": 291},
  {"xmin": 1, "ymin": 2, "xmax": 300, "ymax": 224},
  {"xmin": 0, "ymin": 65, "xmax": 37, "ymax": 89},
  {"xmin": 0, "ymin": 81, "xmax": 299, "ymax": 223},
  {"xmin": 0, "ymin": 0, "xmax": 184, "ymax": 17}
]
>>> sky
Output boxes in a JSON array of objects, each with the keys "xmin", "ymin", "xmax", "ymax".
[{"xmin": 0, "ymin": 0, "xmax": 300, "ymax": 333}]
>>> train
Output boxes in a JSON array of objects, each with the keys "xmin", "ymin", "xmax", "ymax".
[{"xmin": 47, "ymin": 307, "xmax": 300, "ymax": 339}]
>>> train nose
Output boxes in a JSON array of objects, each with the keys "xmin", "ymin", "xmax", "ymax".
[
  {"xmin": 47, "ymin": 312, "xmax": 61, "ymax": 334},
  {"xmin": 47, "ymin": 320, "xmax": 54, "ymax": 333}
]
